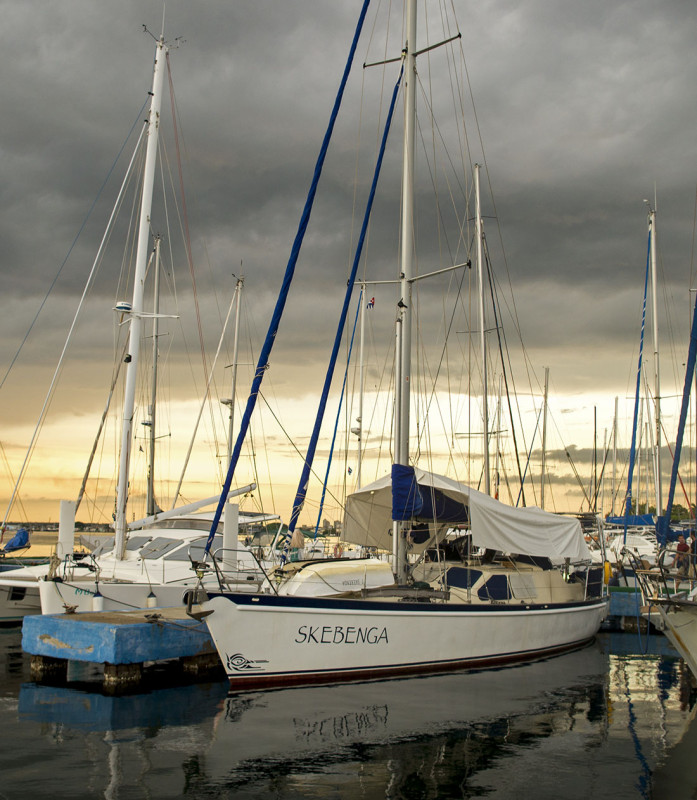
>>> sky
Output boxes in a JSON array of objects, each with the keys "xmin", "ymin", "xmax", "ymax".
[{"xmin": 2, "ymin": 0, "xmax": 697, "ymax": 527}]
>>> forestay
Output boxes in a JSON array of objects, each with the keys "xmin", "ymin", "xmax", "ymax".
[{"xmin": 343, "ymin": 467, "xmax": 590, "ymax": 562}]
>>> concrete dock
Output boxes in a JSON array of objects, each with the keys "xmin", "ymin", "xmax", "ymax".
[
  {"xmin": 22, "ymin": 606, "xmax": 221, "ymax": 689},
  {"xmin": 602, "ymin": 585, "xmax": 665, "ymax": 633}
]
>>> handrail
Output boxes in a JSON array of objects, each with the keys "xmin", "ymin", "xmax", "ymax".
[
  {"xmin": 623, "ymin": 546, "xmax": 696, "ymax": 605},
  {"xmin": 187, "ymin": 544, "xmax": 277, "ymax": 596},
  {"xmin": 621, "ymin": 548, "xmax": 657, "ymax": 603}
]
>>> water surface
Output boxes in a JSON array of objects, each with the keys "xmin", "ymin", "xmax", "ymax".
[{"xmin": 1, "ymin": 627, "xmax": 695, "ymax": 799}]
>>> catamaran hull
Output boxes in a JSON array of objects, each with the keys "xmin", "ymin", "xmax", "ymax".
[
  {"xmin": 38, "ymin": 579, "xmax": 198, "ymax": 615},
  {"xmin": 202, "ymin": 593, "xmax": 609, "ymax": 689},
  {"xmin": 0, "ymin": 584, "xmax": 41, "ymax": 623}
]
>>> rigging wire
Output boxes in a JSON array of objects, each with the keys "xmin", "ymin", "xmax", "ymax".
[
  {"xmin": 203, "ymin": 0, "xmax": 373, "ymax": 555},
  {"xmin": 166, "ymin": 53, "xmax": 222, "ymax": 499},
  {"xmin": 0, "ymin": 442, "xmax": 28, "ymax": 530},
  {"xmin": 1, "ymin": 121, "xmax": 148, "ymax": 528},
  {"xmin": 0, "ymin": 99, "xmax": 149, "ymax": 393},
  {"xmin": 313, "ymin": 289, "xmax": 364, "ymax": 536},
  {"xmin": 407, "ymin": 29, "xmax": 543, "ymax": 504},
  {"xmin": 484, "ymin": 241, "xmax": 528, "ymax": 504},
  {"xmin": 75, "ymin": 340, "xmax": 129, "ymax": 514},
  {"xmin": 171, "ymin": 288, "xmax": 238, "ymax": 508},
  {"xmin": 279, "ymin": 61, "xmax": 403, "ymax": 563}
]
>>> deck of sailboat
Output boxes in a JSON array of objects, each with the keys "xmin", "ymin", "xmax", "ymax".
[{"xmin": 204, "ymin": 550, "xmax": 606, "ymax": 610}]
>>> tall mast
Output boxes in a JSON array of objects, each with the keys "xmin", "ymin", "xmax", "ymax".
[
  {"xmin": 611, "ymin": 395, "xmax": 618, "ymax": 515},
  {"xmin": 475, "ymin": 164, "xmax": 489, "ymax": 494},
  {"xmin": 356, "ymin": 283, "xmax": 366, "ymax": 490},
  {"xmin": 540, "ymin": 366, "xmax": 549, "ymax": 510},
  {"xmin": 225, "ymin": 277, "xmax": 244, "ymax": 463},
  {"xmin": 395, "ymin": 0, "xmax": 417, "ymax": 467},
  {"xmin": 592, "ymin": 405, "xmax": 597, "ymax": 511},
  {"xmin": 494, "ymin": 375, "xmax": 502, "ymax": 500},
  {"xmin": 393, "ymin": 0, "xmax": 417, "ymax": 581},
  {"xmin": 145, "ymin": 235, "xmax": 162, "ymax": 517},
  {"xmin": 114, "ymin": 37, "xmax": 167, "ymax": 559},
  {"xmin": 648, "ymin": 204, "xmax": 662, "ymax": 518}
]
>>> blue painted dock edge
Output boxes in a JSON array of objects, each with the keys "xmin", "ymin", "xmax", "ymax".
[{"xmin": 22, "ymin": 609, "xmax": 216, "ymax": 665}]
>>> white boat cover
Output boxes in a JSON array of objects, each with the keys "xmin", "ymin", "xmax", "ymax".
[{"xmin": 343, "ymin": 468, "xmax": 590, "ymax": 562}]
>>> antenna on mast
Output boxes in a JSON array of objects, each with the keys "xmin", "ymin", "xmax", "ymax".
[{"xmin": 143, "ymin": 20, "xmax": 184, "ymax": 48}]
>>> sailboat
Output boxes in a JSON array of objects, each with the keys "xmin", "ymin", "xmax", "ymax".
[
  {"xmin": 602, "ymin": 203, "xmax": 663, "ymax": 575},
  {"xmin": 193, "ymin": 0, "xmax": 609, "ymax": 689},
  {"xmin": 632, "ymin": 209, "xmax": 697, "ymax": 678},
  {"xmin": 0, "ymin": 34, "xmax": 274, "ymax": 622}
]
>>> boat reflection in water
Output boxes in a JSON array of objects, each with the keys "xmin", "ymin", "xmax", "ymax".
[
  {"xmin": 10, "ymin": 635, "xmax": 695, "ymax": 799},
  {"xmin": 652, "ymin": 702, "xmax": 697, "ymax": 800}
]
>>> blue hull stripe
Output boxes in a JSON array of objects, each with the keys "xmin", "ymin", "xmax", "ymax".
[{"xmin": 209, "ymin": 591, "xmax": 608, "ymax": 615}]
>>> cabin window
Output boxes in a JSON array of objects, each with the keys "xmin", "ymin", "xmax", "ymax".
[
  {"xmin": 477, "ymin": 575, "xmax": 511, "ymax": 601},
  {"xmin": 445, "ymin": 567, "xmax": 482, "ymax": 589},
  {"xmin": 583, "ymin": 567, "xmax": 604, "ymax": 598},
  {"xmin": 164, "ymin": 536, "xmax": 223, "ymax": 562},
  {"xmin": 407, "ymin": 524, "xmax": 430, "ymax": 544},
  {"xmin": 139, "ymin": 537, "xmax": 182, "ymax": 560},
  {"xmin": 91, "ymin": 537, "xmax": 115, "ymax": 557},
  {"xmin": 509, "ymin": 573, "xmax": 537, "ymax": 600},
  {"xmin": 125, "ymin": 536, "xmax": 153, "ymax": 552},
  {"xmin": 8, "ymin": 587, "xmax": 26, "ymax": 602}
]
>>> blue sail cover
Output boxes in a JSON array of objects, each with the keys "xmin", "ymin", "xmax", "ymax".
[
  {"xmin": 419, "ymin": 487, "xmax": 469, "ymax": 523},
  {"xmin": 391, "ymin": 466, "xmax": 470, "ymax": 523},
  {"xmin": 606, "ymin": 514, "xmax": 654, "ymax": 526},
  {"xmin": 2, "ymin": 528, "xmax": 29, "ymax": 552},
  {"xmin": 391, "ymin": 464, "xmax": 424, "ymax": 520}
]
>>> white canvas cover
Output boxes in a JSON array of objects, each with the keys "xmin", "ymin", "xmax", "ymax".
[{"xmin": 343, "ymin": 468, "xmax": 590, "ymax": 562}]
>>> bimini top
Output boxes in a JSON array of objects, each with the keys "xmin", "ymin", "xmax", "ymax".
[{"xmin": 343, "ymin": 466, "xmax": 590, "ymax": 562}]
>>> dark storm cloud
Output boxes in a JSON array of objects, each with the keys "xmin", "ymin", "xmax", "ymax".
[{"xmin": 2, "ymin": 0, "xmax": 697, "ymax": 410}]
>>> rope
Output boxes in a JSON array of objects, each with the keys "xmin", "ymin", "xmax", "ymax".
[
  {"xmin": 658, "ymin": 266, "xmax": 697, "ymax": 543},
  {"xmin": 624, "ymin": 233, "xmax": 652, "ymax": 543},
  {"xmin": 279, "ymin": 62, "xmax": 403, "ymax": 566},
  {"xmin": 171, "ymin": 288, "xmax": 239, "ymax": 507},
  {"xmin": 204, "ymin": 0, "xmax": 373, "ymax": 555},
  {"xmin": 75, "ymin": 341, "xmax": 129, "ymax": 513},
  {"xmin": 166, "ymin": 52, "xmax": 209, "ymax": 395},
  {"xmin": 312, "ymin": 288, "xmax": 364, "ymax": 538},
  {"xmin": 166, "ymin": 53, "xmax": 220, "ymax": 499}
]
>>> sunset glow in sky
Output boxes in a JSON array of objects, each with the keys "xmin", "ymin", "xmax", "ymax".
[{"xmin": 2, "ymin": 0, "xmax": 697, "ymax": 527}]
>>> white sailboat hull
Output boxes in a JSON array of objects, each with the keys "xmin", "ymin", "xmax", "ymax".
[
  {"xmin": 655, "ymin": 599, "xmax": 697, "ymax": 678},
  {"xmin": 202, "ymin": 592, "xmax": 609, "ymax": 689}
]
